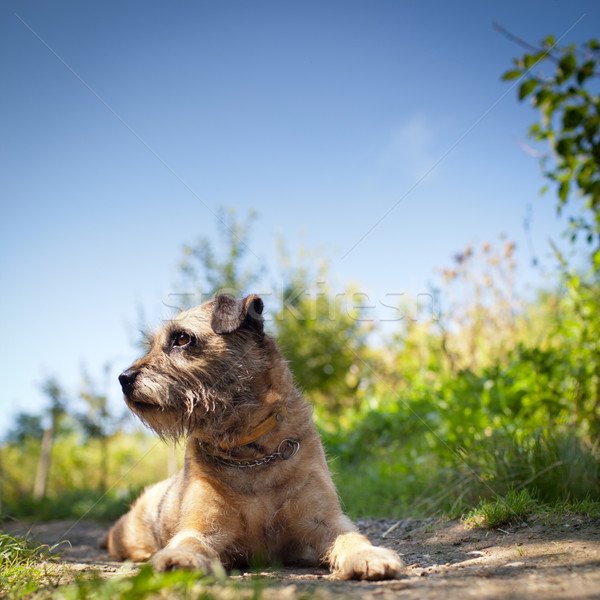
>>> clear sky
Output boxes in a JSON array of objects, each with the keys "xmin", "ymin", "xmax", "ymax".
[{"xmin": 1, "ymin": 0, "xmax": 598, "ymax": 435}]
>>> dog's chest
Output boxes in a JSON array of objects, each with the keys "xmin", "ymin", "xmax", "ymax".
[{"xmin": 232, "ymin": 494, "xmax": 295, "ymax": 558}]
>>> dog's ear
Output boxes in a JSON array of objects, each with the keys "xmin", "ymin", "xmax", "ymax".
[{"xmin": 211, "ymin": 294, "xmax": 264, "ymax": 335}]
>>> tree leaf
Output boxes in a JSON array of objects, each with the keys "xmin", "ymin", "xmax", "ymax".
[
  {"xmin": 518, "ymin": 79, "xmax": 538, "ymax": 100},
  {"xmin": 502, "ymin": 69, "xmax": 522, "ymax": 81},
  {"xmin": 556, "ymin": 138, "xmax": 573, "ymax": 157},
  {"xmin": 523, "ymin": 54, "xmax": 537, "ymax": 69},
  {"xmin": 534, "ymin": 88, "xmax": 553, "ymax": 107},
  {"xmin": 558, "ymin": 180, "xmax": 570, "ymax": 203},
  {"xmin": 577, "ymin": 60, "xmax": 595, "ymax": 85},
  {"xmin": 558, "ymin": 54, "xmax": 576, "ymax": 80},
  {"xmin": 563, "ymin": 107, "xmax": 585, "ymax": 130},
  {"xmin": 529, "ymin": 123, "xmax": 541, "ymax": 135}
]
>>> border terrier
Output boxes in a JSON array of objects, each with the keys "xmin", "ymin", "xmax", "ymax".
[{"xmin": 107, "ymin": 295, "xmax": 404, "ymax": 580}]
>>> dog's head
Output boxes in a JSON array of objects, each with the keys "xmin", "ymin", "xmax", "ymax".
[{"xmin": 119, "ymin": 294, "xmax": 269, "ymax": 440}]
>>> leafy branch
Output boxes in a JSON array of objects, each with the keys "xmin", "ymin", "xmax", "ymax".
[{"xmin": 502, "ymin": 32, "xmax": 600, "ymax": 267}]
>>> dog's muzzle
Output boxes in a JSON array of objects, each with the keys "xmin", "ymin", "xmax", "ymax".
[{"xmin": 119, "ymin": 368, "xmax": 139, "ymax": 396}]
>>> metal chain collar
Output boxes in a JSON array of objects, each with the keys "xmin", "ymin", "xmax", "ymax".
[{"xmin": 214, "ymin": 438, "xmax": 300, "ymax": 468}]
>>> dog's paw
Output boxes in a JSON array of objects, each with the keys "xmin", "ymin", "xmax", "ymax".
[
  {"xmin": 150, "ymin": 548, "xmax": 217, "ymax": 573},
  {"xmin": 331, "ymin": 546, "xmax": 404, "ymax": 581}
]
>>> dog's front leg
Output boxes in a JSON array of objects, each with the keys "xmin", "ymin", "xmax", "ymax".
[
  {"xmin": 325, "ymin": 528, "xmax": 404, "ymax": 580},
  {"xmin": 151, "ymin": 530, "xmax": 223, "ymax": 573},
  {"xmin": 150, "ymin": 476, "xmax": 234, "ymax": 574},
  {"xmin": 300, "ymin": 509, "xmax": 404, "ymax": 580}
]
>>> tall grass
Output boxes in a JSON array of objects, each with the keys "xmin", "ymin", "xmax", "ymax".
[
  {"xmin": 326, "ymin": 416, "xmax": 599, "ymax": 518},
  {"xmin": 0, "ymin": 532, "xmax": 57, "ymax": 599}
]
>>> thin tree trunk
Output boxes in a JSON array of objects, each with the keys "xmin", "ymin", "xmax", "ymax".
[{"xmin": 33, "ymin": 426, "xmax": 54, "ymax": 501}]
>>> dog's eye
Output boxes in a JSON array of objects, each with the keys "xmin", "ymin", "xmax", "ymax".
[{"xmin": 173, "ymin": 332, "xmax": 192, "ymax": 348}]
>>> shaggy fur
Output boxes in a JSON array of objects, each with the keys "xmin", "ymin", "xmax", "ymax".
[{"xmin": 107, "ymin": 295, "xmax": 404, "ymax": 580}]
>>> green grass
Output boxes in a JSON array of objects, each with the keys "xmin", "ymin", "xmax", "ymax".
[
  {"xmin": 0, "ymin": 531, "xmax": 60, "ymax": 599},
  {"xmin": 53, "ymin": 565, "xmax": 270, "ymax": 600},
  {"xmin": 462, "ymin": 488, "xmax": 538, "ymax": 528},
  {"xmin": 329, "ymin": 425, "xmax": 600, "ymax": 521},
  {"xmin": 0, "ymin": 541, "xmax": 273, "ymax": 600},
  {"xmin": 542, "ymin": 495, "xmax": 600, "ymax": 523},
  {"xmin": 0, "ymin": 533, "xmax": 284, "ymax": 600},
  {"xmin": 0, "ymin": 530, "xmax": 277, "ymax": 599},
  {"xmin": 461, "ymin": 488, "xmax": 600, "ymax": 529}
]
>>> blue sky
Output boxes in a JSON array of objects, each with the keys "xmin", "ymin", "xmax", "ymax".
[{"xmin": 1, "ymin": 1, "xmax": 598, "ymax": 435}]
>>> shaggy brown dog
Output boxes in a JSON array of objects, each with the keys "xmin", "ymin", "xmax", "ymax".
[{"xmin": 107, "ymin": 295, "xmax": 403, "ymax": 580}]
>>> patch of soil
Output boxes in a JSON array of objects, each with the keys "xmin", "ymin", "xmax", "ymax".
[{"xmin": 4, "ymin": 515, "xmax": 600, "ymax": 599}]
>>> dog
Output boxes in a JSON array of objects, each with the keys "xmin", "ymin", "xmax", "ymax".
[{"xmin": 107, "ymin": 294, "xmax": 404, "ymax": 580}]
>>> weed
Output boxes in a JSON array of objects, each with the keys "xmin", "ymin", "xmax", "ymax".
[
  {"xmin": 50, "ymin": 565, "xmax": 271, "ymax": 600},
  {"xmin": 0, "ymin": 532, "xmax": 58, "ymax": 599},
  {"xmin": 462, "ymin": 488, "xmax": 538, "ymax": 529},
  {"xmin": 541, "ymin": 494, "xmax": 600, "ymax": 524}
]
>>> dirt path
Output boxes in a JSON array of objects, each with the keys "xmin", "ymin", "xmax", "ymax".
[{"xmin": 5, "ymin": 515, "xmax": 600, "ymax": 599}]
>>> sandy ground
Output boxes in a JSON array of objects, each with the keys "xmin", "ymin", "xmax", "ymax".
[{"xmin": 5, "ymin": 514, "xmax": 600, "ymax": 599}]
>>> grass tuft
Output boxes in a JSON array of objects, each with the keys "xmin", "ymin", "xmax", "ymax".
[
  {"xmin": 0, "ymin": 531, "xmax": 58, "ymax": 599},
  {"xmin": 462, "ymin": 488, "xmax": 538, "ymax": 529}
]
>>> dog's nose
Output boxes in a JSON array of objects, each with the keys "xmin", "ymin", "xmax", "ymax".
[{"xmin": 119, "ymin": 369, "xmax": 139, "ymax": 395}]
